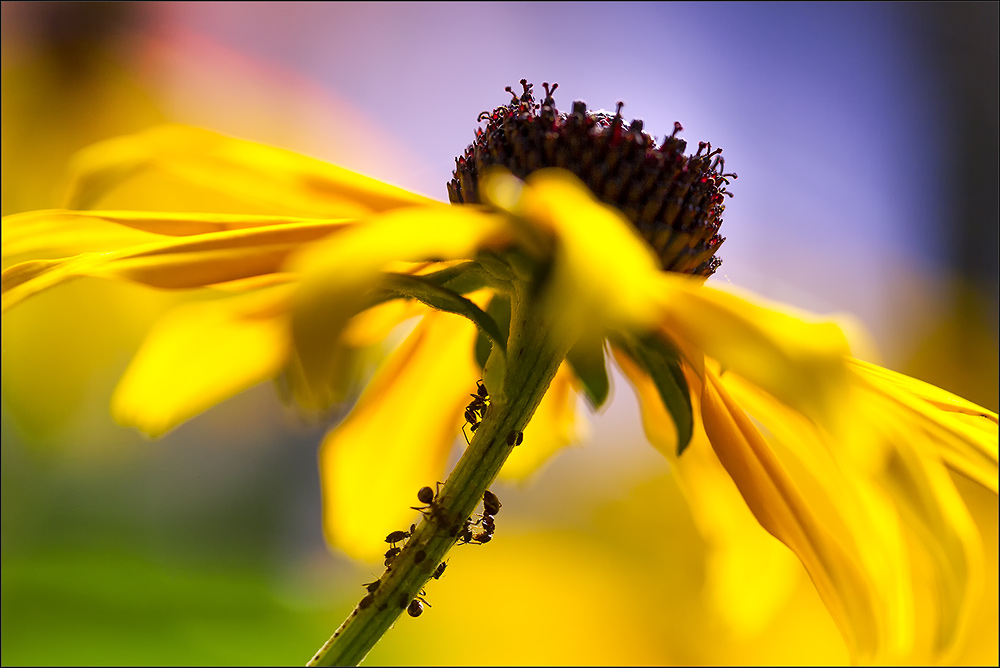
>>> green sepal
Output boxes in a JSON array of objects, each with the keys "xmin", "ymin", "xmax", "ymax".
[
  {"xmin": 617, "ymin": 333, "xmax": 694, "ymax": 456},
  {"xmin": 566, "ymin": 335, "xmax": 610, "ymax": 411},
  {"xmin": 475, "ymin": 293, "xmax": 512, "ymax": 371},
  {"xmin": 475, "ymin": 251, "xmax": 517, "ymax": 284},
  {"xmin": 416, "ymin": 261, "xmax": 489, "ymax": 293},
  {"xmin": 379, "ymin": 273, "xmax": 506, "ymax": 356}
]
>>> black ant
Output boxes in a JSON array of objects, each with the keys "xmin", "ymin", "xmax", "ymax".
[
  {"xmin": 384, "ymin": 523, "xmax": 415, "ymax": 548},
  {"xmin": 482, "ymin": 490, "xmax": 502, "ymax": 517},
  {"xmin": 407, "ymin": 591, "xmax": 432, "ymax": 617},
  {"xmin": 463, "ymin": 490, "xmax": 501, "ymax": 545},
  {"xmin": 463, "ymin": 380, "xmax": 490, "ymax": 444},
  {"xmin": 475, "ymin": 489, "xmax": 501, "ymax": 543},
  {"xmin": 469, "ymin": 517, "xmax": 495, "ymax": 544},
  {"xmin": 411, "ymin": 482, "xmax": 450, "ymax": 525},
  {"xmin": 472, "ymin": 514, "xmax": 496, "ymax": 542},
  {"xmin": 474, "ymin": 379, "xmax": 489, "ymax": 399}
]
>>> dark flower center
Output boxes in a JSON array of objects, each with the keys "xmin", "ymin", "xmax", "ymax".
[{"xmin": 448, "ymin": 79, "xmax": 736, "ymax": 277}]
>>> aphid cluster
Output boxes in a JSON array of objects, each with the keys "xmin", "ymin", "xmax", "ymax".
[{"xmin": 463, "ymin": 380, "xmax": 490, "ymax": 443}]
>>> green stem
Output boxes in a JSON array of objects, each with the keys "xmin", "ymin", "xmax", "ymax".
[{"xmin": 306, "ymin": 284, "xmax": 570, "ymax": 666}]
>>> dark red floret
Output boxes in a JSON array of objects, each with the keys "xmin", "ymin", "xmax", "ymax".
[{"xmin": 448, "ymin": 80, "xmax": 736, "ymax": 278}]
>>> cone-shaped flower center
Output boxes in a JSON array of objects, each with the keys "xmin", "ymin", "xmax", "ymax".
[{"xmin": 448, "ymin": 79, "xmax": 736, "ymax": 277}]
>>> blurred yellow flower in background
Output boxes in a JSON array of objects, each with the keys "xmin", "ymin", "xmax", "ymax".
[{"xmin": 3, "ymin": 78, "xmax": 996, "ymax": 665}]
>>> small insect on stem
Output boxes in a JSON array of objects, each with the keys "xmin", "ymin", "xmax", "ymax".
[
  {"xmin": 482, "ymin": 490, "xmax": 502, "ymax": 517},
  {"xmin": 432, "ymin": 561, "xmax": 448, "ymax": 580},
  {"xmin": 463, "ymin": 380, "xmax": 490, "ymax": 444},
  {"xmin": 456, "ymin": 518, "xmax": 477, "ymax": 545},
  {"xmin": 384, "ymin": 546, "xmax": 401, "ymax": 567},
  {"xmin": 470, "ymin": 489, "xmax": 501, "ymax": 544},
  {"xmin": 506, "ymin": 430, "xmax": 523, "ymax": 446},
  {"xmin": 384, "ymin": 523, "xmax": 416, "ymax": 548},
  {"xmin": 411, "ymin": 481, "xmax": 450, "ymax": 525},
  {"xmin": 407, "ymin": 591, "xmax": 432, "ymax": 618}
]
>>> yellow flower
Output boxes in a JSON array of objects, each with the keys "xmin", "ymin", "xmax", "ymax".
[{"xmin": 2, "ymin": 80, "xmax": 996, "ymax": 665}]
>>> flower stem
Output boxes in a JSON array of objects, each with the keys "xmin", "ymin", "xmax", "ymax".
[{"xmin": 306, "ymin": 285, "xmax": 570, "ymax": 666}]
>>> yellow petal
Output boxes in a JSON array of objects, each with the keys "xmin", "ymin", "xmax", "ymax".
[
  {"xmin": 288, "ymin": 204, "xmax": 511, "ymax": 410},
  {"xmin": 725, "ymin": 369, "xmax": 983, "ymax": 661},
  {"xmin": 613, "ymin": 348, "xmax": 803, "ymax": 638},
  {"xmin": 3, "ymin": 210, "xmax": 161, "ymax": 264},
  {"xmin": 721, "ymin": 371, "xmax": 924, "ymax": 658},
  {"xmin": 64, "ymin": 125, "xmax": 434, "ymax": 215},
  {"xmin": 651, "ymin": 273, "xmax": 853, "ymax": 429},
  {"xmin": 683, "ymin": 445, "xmax": 805, "ymax": 642},
  {"xmin": 623, "ymin": 329, "xmax": 984, "ymax": 662},
  {"xmin": 480, "ymin": 168, "xmax": 664, "ymax": 338},
  {"xmin": 2, "ymin": 219, "xmax": 349, "ymax": 312},
  {"xmin": 2, "ymin": 209, "xmax": 336, "ymax": 264},
  {"xmin": 284, "ymin": 297, "xmax": 430, "ymax": 411},
  {"xmin": 340, "ymin": 298, "xmax": 428, "ymax": 348},
  {"xmin": 699, "ymin": 369, "xmax": 887, "ymax": 662},
  {"xmin": 206, "ymin": 273, "xmax": 298, "ymax": 292},
  {"xmin": 499, "ymin": 362, "xmax": 585, "ymax": 481},
  {"xmin": 849, "ymin": 358, "xmax": 999, "ymax": 493},
  {"xmin": 111, "ymin": 286, "xmax": 293, "ymax": 438},
  {"xmin": 849, "ymin": 357, "xmax": 998, "ymax": 420},
  {"xmin": 851, "ymin": 384, "xmax": 985, "ymax": 660},
  {"xmin": 293, "ymin": 204, "xmax": 512, "ymax": 279},
  {"xmin": 318, "ymin": 310, "xmax": 480, "ymax": 558}
]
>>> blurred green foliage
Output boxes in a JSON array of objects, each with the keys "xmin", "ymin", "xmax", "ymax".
[{"xmin": 3, "ymin": 549, "xmax": 333, "ymax": 666}]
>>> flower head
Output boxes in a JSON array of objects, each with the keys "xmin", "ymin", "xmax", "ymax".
[
  {"xmin": 2, "ymin": 81, "xmax": 996, "ymax": 664},
  {"xmin": 449, "ymin": 79, "xmax": 733, "ymax": 277}
]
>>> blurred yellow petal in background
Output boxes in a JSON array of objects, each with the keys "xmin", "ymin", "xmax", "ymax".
[
  {"xmin": 111, "ymin": 285, "xmax": 293, "ymax": 438},
  {"xmin": 63, "ymin": 124, "xmax": 434, "ymax": 214},
  {"xmin": 499, "ymin": 362, "xmax": 586, "ymax": 482},
  {"xmin": 319, "ymin": 310, "xmax": 479, "ymax": 558}
]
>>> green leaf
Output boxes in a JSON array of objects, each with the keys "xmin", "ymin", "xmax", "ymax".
[
  {"xmin": 475, "ymin": 294, "xmax": 512, "ymax": 371},
  {"xmin": 379, "ymin": 273, "xmax": 506, "ymax": 356},
  {"xmin": 566, "ymin": 335, "xmax": 610, "ymax": 410},
  {"xmin": 618, "ymin": 334, "xmax": 694, "ymax": 456}
]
